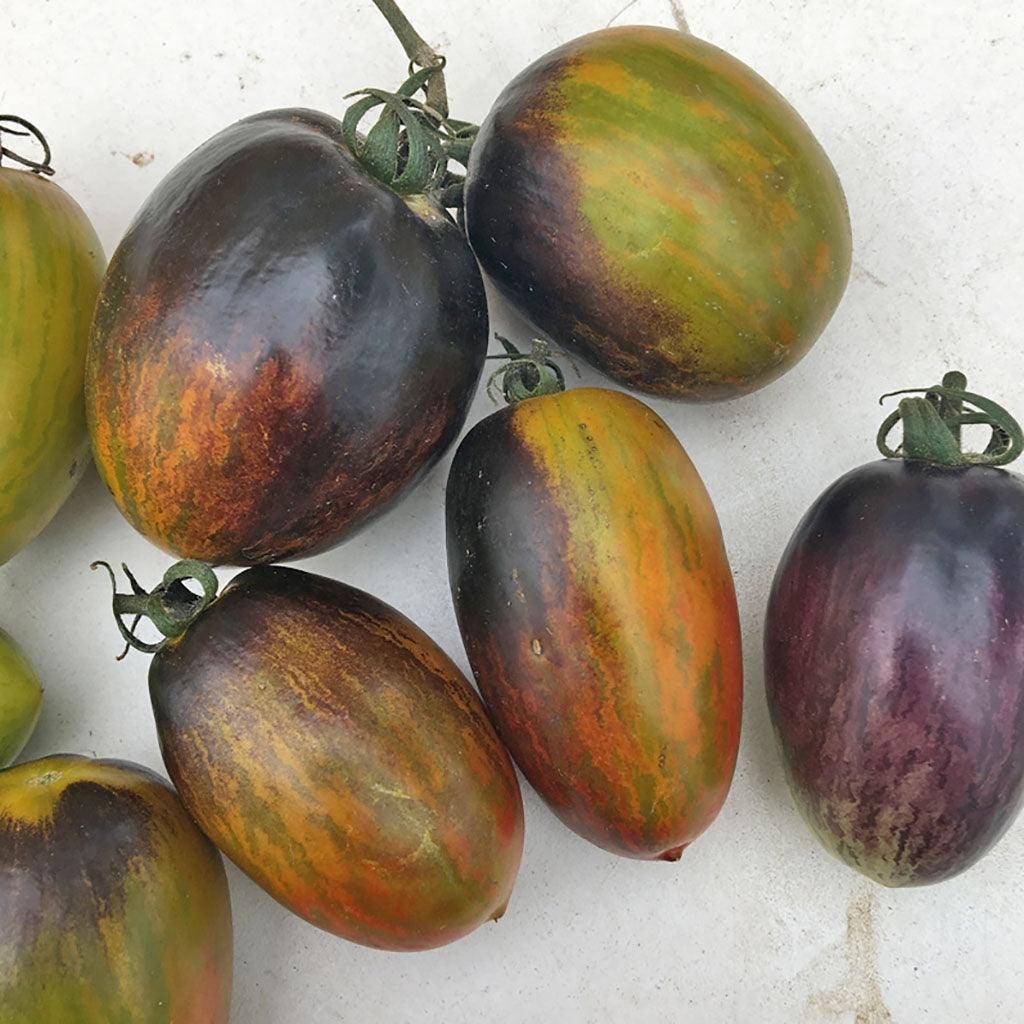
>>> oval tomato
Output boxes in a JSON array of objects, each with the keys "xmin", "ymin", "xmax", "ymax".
[
  {"xmin": 0, "ymin": 755, "xmax": 233, "ymax": 1022},
  {"xmin": 447, "ymin": 386, "xmax": 742, "ymax": 858},
  {"xmin": 765, "ymin": 377, "xmax": 1024, "ymax": 884},
  {"xmin": 465, "ymin": 26, "xmax": 851, "ymax": 400},
  {"xmin": 87, "ymin": 108, "xmax": 487, "ymax": 565},
  {"xmin": 107, "ymin": 563, "xmax": 524, "ymax": 950},
  {"xmin": 0, "ymin": 152, "xmax": 105, "ymax": 564}
]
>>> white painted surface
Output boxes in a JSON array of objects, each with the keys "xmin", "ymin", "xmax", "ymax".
[{"xmin": 2, "ymin": 2, "xmax": 1022, "ymax": 1021}]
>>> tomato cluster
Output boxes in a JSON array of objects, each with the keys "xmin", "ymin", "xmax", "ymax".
[{"xmin": 1, "ymin": 6, "xmax": 1020, "ymax": 1021}]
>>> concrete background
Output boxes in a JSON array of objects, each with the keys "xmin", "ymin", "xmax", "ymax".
[{"xmin": 3, "ymin": 1, "xmax": 1023, "ymax": 1021}]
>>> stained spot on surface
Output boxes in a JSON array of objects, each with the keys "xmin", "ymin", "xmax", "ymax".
[
  {"xmin": 668, "ymin": 0, "xmax": 690, "ymax": 33},
  {"xmin": 130, "ymin": 152, "xmax": 154, "ymax": 167},
  {"xmin": 808, "ymin": 886, "xmax": 893, "ymax": 1023}
]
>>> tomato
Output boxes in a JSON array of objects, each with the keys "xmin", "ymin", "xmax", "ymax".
[
  {"xmin": 766, "ymin": 375, "xmax": 1024, "ymax": 884},
  {"xmin": 447, "ymin": 383, "xmax": 742, "ymax": 858},
  {"xmin": 99, "ymin": 561, "xmax": 524, "ymax": 950},
  {"xmin": 465, "ymin": 26, "xmax": 851, "ymax": 399},
  {"xmin": 0, "ymin": 130, "xmax": 105, "ymax": 564},
  {"xmin": 87, "ymin": 109, "xmax": 487, "ymax": 565},
  {"xmin": 0, "ymin": 628, "xmax": 42, "ymax": 768},
  {"xmin": 0, "ymin": 755, "xmax": 232, "ymax": 1022}
]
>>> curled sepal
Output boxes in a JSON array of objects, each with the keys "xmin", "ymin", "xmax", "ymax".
[
  {"xmin": 485, "ymin": 335, "xmax": 568, "ymax": 405},
  {"xmin": 91, "ymin": 559, "xmax": 219, "ymax": 659},
  {"xmin": 342, "ymin": 66, "xmax": 478, "ymax": 201},
  {"xmin": 0, "ymin": 115, "xmax": 54, "ymax": 176},
  {"xmin": 877, "ymin": 371, "xmax": 1023, "ymax": 468}
]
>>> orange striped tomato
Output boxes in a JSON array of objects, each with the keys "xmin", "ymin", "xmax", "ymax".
[
  {"xmin": 142, "ymin": 565, "xmax": 524, "ymax": 950},
  {"xmin": 447, "ymin": 387, "xmax": 742, "ymax": 858}
]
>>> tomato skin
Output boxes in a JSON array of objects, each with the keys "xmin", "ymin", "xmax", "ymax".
[
  {"xmin": 149, "ymin": 565, "xmax": 524, "ymax": 951},
  {"xmin": 465, "ymin": 26, "xmax": 851, "ymax": 400},
  {"xmin": 447, "ymin": 388, "xmax": 742, "ymax": 859},
  {"xmin": 0, "ymin": 755, "xmax": 233, "ymax": 1023},
  {"xmin": 766, "ymin": 461, "xmax": 1024, "ymax": 885},
  {"xmin": 87, "ymin": 108, "xmax": 487, "ymax": 565},
  {"xmin": 0, "ymin": 169, "xmax": 105, "ymax": 565},
  {"xmin": 0, "ymin": 628, "xmax": 43, "ymax": 769}
]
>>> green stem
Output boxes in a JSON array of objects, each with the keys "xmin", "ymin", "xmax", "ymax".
[
  {"xmin": 91, "ymin": 560, "xmax": 219, "ymax": 658},
  {"xmin": 0, "ymin": 116, "xmax": 55, "ymax": 176},
  {"xmin": 485, "ymin": 335, "xmax": 567, "ymax": 404},
  {"xmin": 935, "ymin": 369, "xmax": 966, "ymax": 447},
  {"xmin": 877, "ymin": 370, "xmax": 1023, "ymax": 468},
  {"xmin": 369, "ymin": 0, "xmax": 449, "ymax": 118}
]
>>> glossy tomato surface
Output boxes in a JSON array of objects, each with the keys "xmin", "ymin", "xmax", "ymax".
[
  {"xmin": 88, "ymin": 109, "xmax": 487, "ymax": 565},
  {"xmin": 0, "ymin": 169, "xmax": 104, "ymax": 565},
  {"xmin": 0, "ymin": 628, "xmax": 43, "ymax": 768}
]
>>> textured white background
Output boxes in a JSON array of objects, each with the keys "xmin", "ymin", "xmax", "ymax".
[{"xmin": 3, "ymin": 2, "xmax": 1024, "ymax": 1021}]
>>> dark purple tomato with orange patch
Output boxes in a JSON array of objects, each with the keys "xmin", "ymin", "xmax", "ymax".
[
  {"xmin": 87, "ymin": 108, "xmax": 487, "ymax": 565},
  {"xmin": 765, "ymin": 374, "xmax": 1024, "ymax": 885},
  {"xmin": 465, "ymin": 26, "xmax": 851, "ymax": 400}
]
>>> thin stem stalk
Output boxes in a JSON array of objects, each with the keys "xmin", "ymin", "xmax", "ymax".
[{"xmin": 369, "ymin": 0, "xmax": 449, "ymax": 117}]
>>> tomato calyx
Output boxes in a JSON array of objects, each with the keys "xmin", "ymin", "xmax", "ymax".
[
  {"xmin": 342, "ymin": 65, "xmax": 477, "ymax": 205},
  {"xmin": 343, "ymin": 0, "xmax": 477, "ymax": 206},
  {"xmin": 485, "ymin": 335, "xmax": 569, "ymax": 405},
  {"xmin": 877, "ymin": 370, "xmax": 1023, "ymax": 468},
  {"xmin": 0, "ymin": 115, "xmax": 54, "ymax": 176},
  {"xmin": 91, "ymin": 560, "xmax": 219, "ymax": 659}
]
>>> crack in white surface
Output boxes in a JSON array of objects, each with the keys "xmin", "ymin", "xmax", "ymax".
[{"xmin": 606, "ymin": 0, "xmax": 641, "ymax": 26}]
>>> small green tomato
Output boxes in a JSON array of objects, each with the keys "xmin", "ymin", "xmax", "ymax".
[{"xmin": 0, "ymin": 628, "xmax": 43, "ymax": 768}]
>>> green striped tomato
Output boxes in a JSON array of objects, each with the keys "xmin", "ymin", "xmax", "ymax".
[
  {"xmin": 0, "ymin": 755, "xmax": 232, "ymax": 1023},
  {"xmin": 0, "ymin": 164, "xmax": 105, "ymax": 564},
  {"xmin": 465, "ymin": 26, "xmax": 851, "ymax": 400}
]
